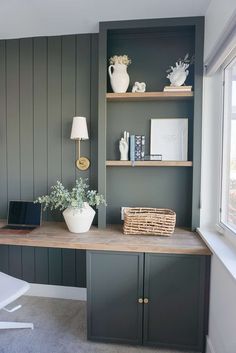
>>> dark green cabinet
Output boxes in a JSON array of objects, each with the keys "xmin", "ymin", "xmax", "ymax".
[
  {"xmin": 87, "ymin": 250, "xmax": 209, "ymax": 352},
  {"xmin": 87, "ymin": 251, "xmax": 144, "ymax": 344},
  {"xmin": 143, "ymin": 253, "xmax": 207, "ymax": 351}
]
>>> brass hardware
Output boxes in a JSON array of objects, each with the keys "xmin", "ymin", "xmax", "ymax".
[
  {"xmin": 75, "ymin": 138, "xmax": 90, "ymax": 171},
  {"xmin": 138, "ymin": 298, "xmax": 143, "ymax": 304},
  {"xmin": 76, "ymin": 157, "xmax": 90, "ymax": 171},
  {"xmin": 144, "ymin": 298, "xmax": 149, "ymax": 304}
]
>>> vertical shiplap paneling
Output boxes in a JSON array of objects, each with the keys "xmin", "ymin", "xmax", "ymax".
[
  {"xmin": 22, "ymin": 246, "xmax": 35, "ymax": 282},
  {"xmin": 8, "ymin": 245, "xmax": 22, "ymax": 278},
  {"xmin": 35, "ymin": 247, "xmax": 49, "ymax": 284},
  {"xmin": 0, "ymin": 34, "xmax": 97, "ymax": 286},
  {"xmin": 20, "ymin": 38, "xmax": 34, "ymax": 200},
  {"xmin": 47, "ymin": 36, "xmax": 62, "ymax": 185},
  {"xmin": 89, "ymin": 34, "xmax": 99, "ymax": 225},
  {"xmin": 75, "ymin": 35, "xmax": 91, "ymax": 181},
  {"xmin": 0, "ymin": 41, "xmax": 8, "ymax": 217},
  {"xmin": 47, "ymin": 37, "xmax": 62, "ymax": 221},
  {"xmin": 90, "ymin": 34, "xmax": 99, "ymax": 191},
  {"xmin": 0, "ymin": 245, "xmax": 9, "ymax": 273},
  {"xmin": 33, "ymin": 38, "xmax": 48, "ymax": 200},
  {"xmin": 76, "ymin": 250, "xmax": 86, "ymax": 287},
  {"xmin": 61, "ymin": 36, "xmax": 76, "ymax": 185},
  {"xmin": 49, "ymin": 248, "xmax": 62, "ymax": 285},
  {"xmin": 62, "ymin": 249, "xmax": 76, "ymax": 286},
  {"xmin": 6, "ymin": 40, "xmax": 20, "ymax": 201}
]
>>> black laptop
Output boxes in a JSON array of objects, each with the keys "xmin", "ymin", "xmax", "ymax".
[{"xmin": 2, "ymin": 201, "xmax": 42, "ymax": 231}]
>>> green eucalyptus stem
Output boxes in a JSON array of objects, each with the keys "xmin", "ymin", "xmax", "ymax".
[{"xmin": 35, "ymin": 178, "xmax": 106, "ymax": 212}]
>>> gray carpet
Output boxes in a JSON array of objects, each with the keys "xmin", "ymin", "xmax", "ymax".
[{"xmin": 0, "ymin": 296, "xmax": 193, "ymax": 353}]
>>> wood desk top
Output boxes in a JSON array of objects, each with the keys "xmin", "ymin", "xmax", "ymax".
[{"xmin": 0, "ymin": 221, "xmax": 211, "ymax": 255}]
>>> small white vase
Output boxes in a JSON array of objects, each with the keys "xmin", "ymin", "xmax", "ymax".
[
  {"xmin": 62, "ymin": 203, "xmax": 95, "ymax": 233},
  {"xmin": 108, "ymin": 63, "xmax": 130, "ymax": 93}
]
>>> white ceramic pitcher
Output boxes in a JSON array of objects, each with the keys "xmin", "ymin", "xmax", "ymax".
[{"xmin": 108, "ymin": 63, "xmax": 130, "ymax": 93}]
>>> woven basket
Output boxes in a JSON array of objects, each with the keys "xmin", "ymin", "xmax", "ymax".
[{"xmin": 123, "ymin": 208, "xmax": 176, "ymax": 236}]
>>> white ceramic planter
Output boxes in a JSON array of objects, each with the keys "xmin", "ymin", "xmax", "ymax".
[{"xmin": 62, "ymin": 203, "xmax": 95, "ymax": 233}]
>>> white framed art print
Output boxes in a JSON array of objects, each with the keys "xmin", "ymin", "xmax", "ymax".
[{"xmin": 150, "ymin": 118, "xmax": 188, "ymax": 161}]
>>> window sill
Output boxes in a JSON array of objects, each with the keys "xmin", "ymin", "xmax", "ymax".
[{"xmin": 197, "ymin": 227, "xmax": 236, "ymax": 281}]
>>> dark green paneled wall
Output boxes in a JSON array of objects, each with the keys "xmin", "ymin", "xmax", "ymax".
[
  {"xmin": 0, "ymin": 34, "xmax": 98, "ymax": 219},
  {"xmin": 0, "ymin": 245, "xmax": 86, "ymax": 287},
  {"xmin": 0, "ymin": 34, "xmax": 98, "ymax": 287}
]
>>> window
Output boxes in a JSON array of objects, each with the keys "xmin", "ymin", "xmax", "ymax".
[{"xmin": 221, "ymin": 57, "xmax": 236, "ymax": 234}]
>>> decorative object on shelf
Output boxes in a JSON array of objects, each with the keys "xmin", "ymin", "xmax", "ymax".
[
  {"xmin": 166, "ymin": 53, "xmax": 194, "ymax": 87},
  {"xmin": 129, "ymin": 135, "xmax": 145, "ymax": 161},
  {"xmin": 119, "ymin": 131, "xmax": 129, "ymax": 161},
  {"xmin": 108, "ymin": 55, "xmax": 131, "ymax": 93},
  {"xmin": 132, "ymin": 82, "xmax": 146, "ymax": 93},
  {"xmin": 144, "ymin": 154, "xmax": 162, "ymax": 161},
  {"xmin": 70, "ymin": 116, "xmax": 90, "ymax": 171},
  {"xmin": 150, "ymin": 118, "xmax": 188, "ymax": 161},
  {"xmin": 123, "ymin": 207, "xmax": 176, "ymax": 236},
  {"xmin": 164, "ymin": 85, "xmax": 192, "ymax": 92},
  {"xmin": 35, "ymin": 179, "xmax": 106, "ymax": 233},
  {"xmin": 135, "ymin": 135, "xmax": 145, "ymax": 160},
  {"xmin": 129, "ymin": 135, "xmax": 135, "ymax": 162}
]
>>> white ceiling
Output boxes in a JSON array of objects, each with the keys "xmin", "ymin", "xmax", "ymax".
[{"xmin": 0, "ymin": 0, "xmax": 212, "ymax": 39}]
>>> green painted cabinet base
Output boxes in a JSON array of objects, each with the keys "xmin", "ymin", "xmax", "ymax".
[
  {"xmin": 87, "ymin": 251, "xmax": 144, "ymax": 344},
  {"xmin": 0, "ymin": 245, "xmax": 86, "ymax": 288},
  {"xmin": 87, "ymin": 251, "xmax": 210, "ymax": 352}
]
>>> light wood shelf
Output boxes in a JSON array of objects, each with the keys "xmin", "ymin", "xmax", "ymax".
[
  {"xmin": 106, "ymin": 160, "xmax": 193, "ymax": 167},
  {"xmin": 106, "ymin": 91, "xmax": 193, "ymax": 102}
]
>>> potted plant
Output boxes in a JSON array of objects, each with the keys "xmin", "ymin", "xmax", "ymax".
[{"xmin": 35, "ymin": 178, "xmax": 106, "ymax": 233}]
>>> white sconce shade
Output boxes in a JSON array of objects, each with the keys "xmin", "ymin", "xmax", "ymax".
[
  {"xmin": 70, "ymin": 116, "xmax": 89, "ymax": 140},
  {"xmin": 70, "ymin": 116, "xmax": 90, "ymax": 171}
]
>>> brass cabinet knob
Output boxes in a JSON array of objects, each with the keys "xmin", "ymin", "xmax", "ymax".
[
  {"xmin": 138, "ymin": 298, "xmax": 143, "ymax": 304},
  {"xmin": 144, "ymin": 298, "xmax": 149, "ymax": 304}
]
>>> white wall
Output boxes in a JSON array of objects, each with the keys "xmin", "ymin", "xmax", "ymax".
[
  {"xmin": 201, "ymin": 72, "xmax": 222, "ymax": 228},
  {"xmin": 202, "ymin": 2, "xmax": 236, "ymax": 353},
  {"xmin": 0, "ymin": 0, "xmax": 210, "ymax": 39},
  {"xmin": 202, "ymin": 73, "xmax": 236, "ymax": 353},
  {"xmin": 206, "ymin": 256, "xmax": 236, "ymax": 353},
  {"xmin": 204, "ymin": 0, "xmax": 236, "ymax": 61}
]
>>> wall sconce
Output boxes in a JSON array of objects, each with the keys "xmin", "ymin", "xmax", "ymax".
[{"xmin": 70, "ymin": 116, "xmax": 90, "ymax": 171}]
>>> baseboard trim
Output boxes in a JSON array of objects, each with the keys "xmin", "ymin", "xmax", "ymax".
[
  {"xmin": 206, "ymin": 336, "xmax": 216, "ymax": 353},
  {"xmin": 26, "ymin": 284, "xmax": 87, "ymax": 301}
]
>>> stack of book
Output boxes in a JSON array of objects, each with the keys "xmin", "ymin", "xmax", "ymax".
[
  {"xmin": 144, "ymin": 154, "xmax": 162, "ymax": 161},
  {"xmin": 130, "ymin": 135, "xmax": 145, "ymax": 162},
  {"xmin": 163, "ymin": 85, "xmax": 192, "ymax": 92}
]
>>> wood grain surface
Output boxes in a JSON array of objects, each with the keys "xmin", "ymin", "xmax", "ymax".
[
  {"xmin": 106, "ymin": 161, "xmax": 193, "ymax": 167},
  {"xmin": 106, "ymin": 92, "xmax": 194, "ymax": 101},
  {"xmin": 0, "ymin": 221, "xmax": 211, "ymax": 255}
]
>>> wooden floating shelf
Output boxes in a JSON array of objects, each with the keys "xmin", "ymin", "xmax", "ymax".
[
  {"xmin": 106, "ymin": 91, "xmax": 194, "ymax": 101},
  {"xmin": 106, "ymin": 160, "xmax": 193, "ymax": 167}
]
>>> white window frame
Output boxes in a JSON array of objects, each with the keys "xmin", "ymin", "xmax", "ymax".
[{"xmin": 218, "ymin": 51, "xmax": 236, "ymax": 240}]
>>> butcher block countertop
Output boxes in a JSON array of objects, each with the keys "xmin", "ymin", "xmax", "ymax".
[{"xmin": 0, "ymin": 221, "xmax": 211, "ymax": 255}]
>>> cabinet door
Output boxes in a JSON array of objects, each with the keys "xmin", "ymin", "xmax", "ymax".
[
  {"xmin": 143, "ymin": 253, "xmax": 207, "ymax": 351},
  {"xmin": 87, "ymin": 250, "xmax": 144, "ymax": 344}
]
